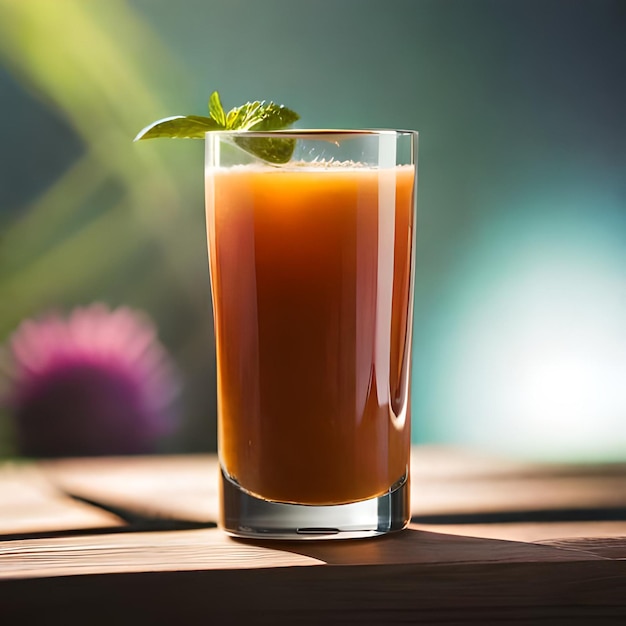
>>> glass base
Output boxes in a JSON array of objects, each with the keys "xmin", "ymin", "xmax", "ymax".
[{"xmin": 219, "ymin": 467, "xmax": 410, "ymax": 540}]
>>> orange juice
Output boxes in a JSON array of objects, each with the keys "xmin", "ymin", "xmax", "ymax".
[{"xmin": 206, "ymin": 164, "xmax": 415, "ymax": 505}]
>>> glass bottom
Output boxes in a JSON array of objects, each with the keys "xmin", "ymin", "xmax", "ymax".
[{"xmin": 219, "ymin": 466, "xmax": 410, "ymax": 540}]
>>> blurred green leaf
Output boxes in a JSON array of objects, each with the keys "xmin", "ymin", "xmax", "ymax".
[{"xmin": 0, "ymin": 0, "xmax": 219, "ymax": 452}]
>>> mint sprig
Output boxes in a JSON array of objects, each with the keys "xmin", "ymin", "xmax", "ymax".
[{"xmin": 134, "ymin": 91, "xmax": 299, "ymax": 164}]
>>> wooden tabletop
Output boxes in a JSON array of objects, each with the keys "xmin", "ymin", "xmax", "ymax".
[{"xmin": 1, "ymin": 447, "xmax": 625, "ymax": 624}]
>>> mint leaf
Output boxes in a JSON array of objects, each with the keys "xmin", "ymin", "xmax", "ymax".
[
  {"xmin": 208, "ymin": 91, "xmax": 227, "ymax": 127},
  {"xmin": 245, "ymin": 103, "xmax": 299, "ymax": 131},
  {"xmin": 226, "ymin": 100, "xmax": 260, "ymax": 130},
  {"xmin": 225, "ymin": 100, "xmax": 299, "ymax": 131},
  {"xmin": 134, "ymin": 115, "xmax": 222, "ymax": 141},
  {"xmin": 226, "ymin": 101, "xmax": 300, "ymax": 163},
  {"xmin": 232, "ymin": 136, "xmax": 297, "ymax": 165},
  {"xmin": 134, "ymin": 91, "xmax": 300, "ymax": 164}
]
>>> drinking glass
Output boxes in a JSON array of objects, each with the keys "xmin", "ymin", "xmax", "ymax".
[{"xmin": 205, "ymin": 129, "xmax": 418, "ymax": 539}]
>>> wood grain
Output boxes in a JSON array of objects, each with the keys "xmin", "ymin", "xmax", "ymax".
[
  {"xmin": 2, "ymin": 558, "xmax": 625, "ymax": 625},
  {"xmin": 537, "ymin": 536, "xmax": 626, "ymax": 559},
  {"xmin": 412, "ymin": 520, "xmax": 626, "ymax": 543},
  {"xmin": 409, "ymin": 448, "xmax": 626, "ymax": 517},
  {"xmin": 3, "ymin": 525, "xmax": 624, "ymax": 624},
  {"xmin": 1, "ymin": 448, "xmax": 625, "ymax": 624},
  {"xmin": 41, "ymin": 455, "xmax": 220, "ymax": 524},
  {"xmin": 0, "ymin": 462, "xmax": 122, "ymax": 538},
  {"xmin": 0, "ymin": 526, "xmax": 605, "ymax": 580}
]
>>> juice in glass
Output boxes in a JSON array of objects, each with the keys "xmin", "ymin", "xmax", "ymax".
[{"xmin": 207, "ymin": 161, "xmax": 414, "ymax": 506}]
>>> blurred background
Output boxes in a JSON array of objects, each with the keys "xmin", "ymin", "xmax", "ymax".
[{"xmin": 0, "ymin": 0, "xmax": 624, "ymax": 461}]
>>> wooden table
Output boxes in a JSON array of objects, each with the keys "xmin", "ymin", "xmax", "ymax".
[{"xmin": 1, "ymin": 447, "xmax": 625, "ymax": 624}]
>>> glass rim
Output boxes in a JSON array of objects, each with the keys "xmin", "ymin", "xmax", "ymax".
[{"xmin": 205, "ymin": 128, "xmax": 418, "ymax": 139}]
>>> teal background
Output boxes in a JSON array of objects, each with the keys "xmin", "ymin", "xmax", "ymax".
[{"xmin": 0, "ymin": 0, "xmax": 624, "ymax": 459}]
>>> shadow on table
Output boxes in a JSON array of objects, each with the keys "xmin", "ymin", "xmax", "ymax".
[{"xmin": 231, "ymin": 526, "xmax": 583, "ymax": 566}]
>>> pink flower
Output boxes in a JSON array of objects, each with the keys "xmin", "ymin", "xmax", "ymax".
[{"xmin": 0, "ymin": 304, "xmax": 180, "ymax": 457}]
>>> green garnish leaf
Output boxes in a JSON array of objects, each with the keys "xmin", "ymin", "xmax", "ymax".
[
  {"xmin": 134, "ymin": 115, "xmax": 221, "ymax": 141},
  {"xmin": 134, "ymin": 91, "xmax": 300, "ymax": 164},
  {"xmin": 225, "ymin": 100, "xmax": 299, "ymax": 132},
  {"xmin": 208, "ymin": 91, "xmax": 227, "ymax": 127},
  {"xmin": 232, "ymin": 136, "xmax": 298, "ymax": 165}
]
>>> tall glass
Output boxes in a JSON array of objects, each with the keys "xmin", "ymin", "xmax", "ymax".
[{"xmin": 205, "ymin": 130, "xmax": 417, "ymax": 539}]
